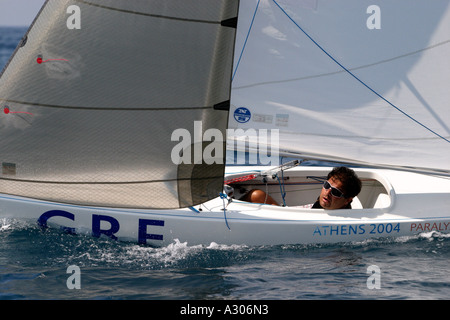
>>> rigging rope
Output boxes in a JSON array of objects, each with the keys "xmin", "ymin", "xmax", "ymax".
[
  {"xmin": 219, "ymin": 192, "xmax": 231, "ymax": 230},
  {"xmin": 274, "ymin": 174, "xmax": 287, "ymax": 207},
  {"xmin": 271, "ymin": 0, "xmax": 450, "ymax": 144},
  {"xmin": 232, "ymin": 0, "xmax": 261, "ymax": 81}
]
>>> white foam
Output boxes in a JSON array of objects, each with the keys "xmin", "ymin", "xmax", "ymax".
[
  {"xmin": 418, "ymin": 231, "xmax": 450, "ymax": 240},
  {"xmin": 0, "ymin": 218, "xmax": 11, "ymax": 231},
  {"xmin": 206, "ymin": 241, "xmax": 249, "ymax": 251}
]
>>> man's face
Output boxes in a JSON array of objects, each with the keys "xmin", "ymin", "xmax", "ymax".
[{"xmin": 319, "ymin": 176, "xmax": 353, "ymax": 210}]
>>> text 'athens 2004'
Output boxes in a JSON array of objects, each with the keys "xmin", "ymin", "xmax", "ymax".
[{"xmin": 313, "ymin": 223, "xmax": 400, "ymax": 237}]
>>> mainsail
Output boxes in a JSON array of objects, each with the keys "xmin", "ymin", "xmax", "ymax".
[
  {"xmin": 0, "ymin": 0, "xmax": 239, "ymax": 208},
  {"xmin": 230, "ymin": 0, "xmax": 450, "ymax": 175}
]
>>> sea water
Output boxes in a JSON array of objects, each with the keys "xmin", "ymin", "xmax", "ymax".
[
  {"xmin": 1, "ymin": 27, "xmax": 450, "ymax": 302},
  {"xmin": 1, "ymin": 217, "xmax": 450, "ymax": 301}
]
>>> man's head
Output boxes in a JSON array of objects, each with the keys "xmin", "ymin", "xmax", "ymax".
[{"xmin": 318, "ymin": 167, "xmax": 362, "ymax": 210}]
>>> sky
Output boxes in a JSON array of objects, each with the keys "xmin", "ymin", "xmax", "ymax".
[{"xmin": 0, "ymin": 0, "xmax": 46, "ymax": 26}]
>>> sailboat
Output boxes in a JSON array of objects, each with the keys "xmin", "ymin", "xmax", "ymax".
[{"xmin": 0, "ymin": 0, "xmax": 449, "ymax": 246}]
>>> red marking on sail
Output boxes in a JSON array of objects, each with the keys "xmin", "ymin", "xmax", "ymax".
[
  {"xmin": 4, "ymin": 107, "xmax": 33, "ymax": 116},
  {"xmin": 37, "ymin": 57, "xmax": 69, "ymax": 64}
]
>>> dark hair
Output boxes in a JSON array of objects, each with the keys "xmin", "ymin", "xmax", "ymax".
[{"xmin": 327, "ymin": 167, "xmax": 362, "ymax": 198}]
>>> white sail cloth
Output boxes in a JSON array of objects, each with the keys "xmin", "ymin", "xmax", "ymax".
[{"xmin": 229, "ymin": 0, "xmax": 450, "ymax": 175}]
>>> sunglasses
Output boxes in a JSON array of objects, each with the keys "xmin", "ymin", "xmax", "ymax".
[{"xmin": 323, "ymin": 180, "xmax": 346, "ymax": 198}]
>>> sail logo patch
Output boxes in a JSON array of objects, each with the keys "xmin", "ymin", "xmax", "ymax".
[
  {"xmin": 2, "ymin": 162, "xmax": 16, "ymax": 176},
  {"xmin": 234, "ymin": 107, "xmax": 251, "ymax": 123}
]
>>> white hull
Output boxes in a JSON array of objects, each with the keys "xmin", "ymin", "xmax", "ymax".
[{"xmin": 1, "ymin": 166, "xmax": 450, "ymax": 246}]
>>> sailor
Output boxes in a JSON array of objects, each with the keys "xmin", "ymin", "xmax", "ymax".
[
  {"xmin": 307, "ymin": 166, "xmax": 362, "ymax": 210},
  {"xmin": 241, "ymin": 167, "xmax": 362, "ymax": 210}
]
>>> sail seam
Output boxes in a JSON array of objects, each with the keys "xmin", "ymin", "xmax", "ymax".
[
  {"xmin": 0, "ymin": 99, "xmax": 213, "ymax": 111},
  {"xmin": 233, "ymin": 39, "xmax": 450, "ymax": 90},
  {"xmin": 282, "ymin": 132, "xmax": 450, "ymax": 141},
  {"xmin": 272, "ymin": 0, "xmax": 450, "ymax": 145},
  {"xmin": 0, "ymin": 177, "xmax": 224, "ymax": 185},
  {"xmin": 76, "ymin": 0, "xmax": 223, "ymax": 25}
]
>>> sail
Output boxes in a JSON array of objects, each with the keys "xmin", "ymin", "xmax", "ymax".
[
  {"xmin": 0, "ymin": 0, "xmax": 239, "ymax": 208},
  {"xmin": 229, "ymin": 0, "xmax": 450, "ymax": 175}
]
